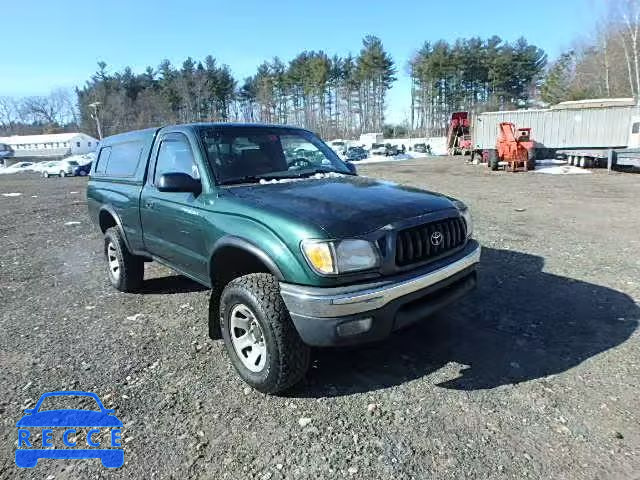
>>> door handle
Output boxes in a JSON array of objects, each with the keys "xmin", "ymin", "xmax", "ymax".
[{"xmin": 145, "ymin": 201, "xmax": 155, "ymax": 209}]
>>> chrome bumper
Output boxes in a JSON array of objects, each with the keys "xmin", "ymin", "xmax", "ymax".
[{"xmin": 280, "ymin": 242, "xmax": 481, "ymax": 318}]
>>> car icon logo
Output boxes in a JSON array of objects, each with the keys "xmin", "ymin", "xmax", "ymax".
[
  {"xmin": 430, "ymin": 231, "xmax": 443, "ymax": 246},
  {"xmin": 15, "ymin": 391, "xmax": 124, "ymax": 468}
]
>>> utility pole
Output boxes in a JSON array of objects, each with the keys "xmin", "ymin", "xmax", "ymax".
[{"xmin": 88, "ymin": 102, "xmax": 103, "ymax": 140}]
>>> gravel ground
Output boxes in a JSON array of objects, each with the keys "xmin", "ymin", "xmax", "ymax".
[{"xmin": 1, "ymin": 158, "xmax": 639, "ymax": 479}]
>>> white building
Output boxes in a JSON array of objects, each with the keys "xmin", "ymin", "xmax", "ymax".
[{"xmin": 0, "ymin": 132, "xmax": 98, "ymax": 160}]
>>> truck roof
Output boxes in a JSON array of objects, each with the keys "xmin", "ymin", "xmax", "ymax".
[
  {"xmin": 101, "ymin": 123, "xmax": 311, "ymax": 145},
  {"xmin": 100, "ymin": 127, "xmax": 160, "ymax": 146}
]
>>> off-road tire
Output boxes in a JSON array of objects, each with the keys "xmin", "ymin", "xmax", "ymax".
[
  {"xmin": 220, "ymin": 273, "xmax": 310, "ymax": 394},
  {"xmin": 104, "ymin": 227, "xmax": 144, "ymax": 292}
]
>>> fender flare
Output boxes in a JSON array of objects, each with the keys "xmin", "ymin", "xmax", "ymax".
[
  {"xmin": 210, "ymin": 236, "xmax": 284, "ymax": 281},
  {"xmin": 98, "ymin": 206, "xmax": 131, "ymax": 251}
]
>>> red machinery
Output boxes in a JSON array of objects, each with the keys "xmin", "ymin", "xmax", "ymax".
[
  {"xmin": 490, "ymin": 122, "xmax": 535, "ymax": 172},
  {"xmin": 447, "ymin": 112, "xmax": 471, "ymax": 155}
]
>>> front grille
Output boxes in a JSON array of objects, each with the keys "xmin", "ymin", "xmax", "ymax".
[{"xmin": 395, "ymin": 217, "xmax": 466, "ymax": 267}]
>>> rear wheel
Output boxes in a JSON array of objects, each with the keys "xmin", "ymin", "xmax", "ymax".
[
  {"xmin": 220, "ymin": 273, "xmax": 310, "ymax": 394},
  {"xmin": 487, "ymin": 149, "xmax": 499, "ymax": 170},
  {"xmin": 104, "ymin": 227, "xmax": 144, "ymax": 292}
]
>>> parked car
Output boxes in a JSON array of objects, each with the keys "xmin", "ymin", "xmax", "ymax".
[
  {"xmin": 329, "ymin": 140, "xmax": 347, "ymax": 156},
  {"xmin": 345, "ymin": 146, "xmax": 367, "ymax": 161},
  {"xmin": 42, "ymin": 159, "xmax": 80, "ymax": 177},
  {"xmin": 414, "ymin": 143, "xmax": 432, "ymax": 155},
  {"xmin": 385, "ymin": 143, "xmax": 399, "ymax": 156},
  {"xmin": 0, "ymin": 161, "xmax": 35, "ymax": 174},
  {"xmin": 33, "ymin": 161, "xmax": 60, "ymax": 173},
  {"xmin": 73, "ymin": 162, "xmax": 92, "ymax": 176},
  {"xmin": 414, "ymin": 143, "xmax": 427, "ymax": 153},
  {"xmin": 0, "ymin": 143, "xmax": 14, "ymax": 164},
  {"xmin": 87, "ymin": 123, "xmax": 479, "ymax": 394},
  {"xmin": 370, "ymin": 143, "xmax": 387, "ymax": 155}
]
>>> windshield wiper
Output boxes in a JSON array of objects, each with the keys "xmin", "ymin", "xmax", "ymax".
[{"xmin": 218, "ymin": 175, "xmax": 268, "ymax": 185}]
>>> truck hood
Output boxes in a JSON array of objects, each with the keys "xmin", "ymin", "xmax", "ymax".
[{"xmin": 224, "ymin": 175, "xmax": 456, "ymax": 237}]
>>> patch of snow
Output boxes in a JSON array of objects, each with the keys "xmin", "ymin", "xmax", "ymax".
[
  {"xmin": 2, "ymin": 192, "xmax": 22, "ymax": 197},
  {"xmin": 126, "ymin": 313, "xmax": 144, "ymax": 321},
  {"xmin": 535, "ymin": 165, "xmax": 591, "ymax": 175},
  {"xmin": 64, "ymin": 221, "xmax": 81, "ymax": 226},
  {"xmin": 353, "ymin": 156, "xmax": 415, "ymax": 165},
  {"xmin": 258, "ymin": 172, "xmax": 346, "ymax": 184},
  {"xmin": 536, "ymin": 159, "xmax": 567, "ymax": 166}
]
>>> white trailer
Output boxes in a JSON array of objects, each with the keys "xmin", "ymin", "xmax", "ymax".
[{"xmin": 471, "ymin": 98, "xmax": 639, "ymax": 168}]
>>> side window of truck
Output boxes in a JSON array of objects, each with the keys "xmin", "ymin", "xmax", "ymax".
[
  {"xmin": 154, "ymin": 134, "xmax": 200, "ymax": 184},
  {"xmin": 105, "ymin": 141, "xmax": 143, "ymax": 177}
]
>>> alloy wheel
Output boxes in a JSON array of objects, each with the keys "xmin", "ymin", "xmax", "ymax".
[
  {"xmin": 229, "ymin": 303, "xmax": 267, "ymax": 372},
  {"xmin": 107, "ymin": 242, "xmax": 120, "ymax": 282}
]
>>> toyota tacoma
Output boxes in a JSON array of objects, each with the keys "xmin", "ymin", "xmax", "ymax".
[{"xmin": 87, "ymin": 124, "xmax": 480, "ymax": 393}]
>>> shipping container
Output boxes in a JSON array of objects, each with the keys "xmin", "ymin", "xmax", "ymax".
[{"xmin": 471, "ymin": 105, "xmax": 636, "ymax": 156}]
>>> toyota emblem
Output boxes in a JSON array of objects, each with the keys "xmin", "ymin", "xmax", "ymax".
[{"xmin": 430, "ymin": 231, "xmax": 443, "ymax": 246}]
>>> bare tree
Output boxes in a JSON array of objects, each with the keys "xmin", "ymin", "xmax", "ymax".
[
  {"xmin": 0, "ymin": 97, "xmax": 20, "ymax": 130},
  {"xmin": 616, "ymin": 0, "xmax": 640, "ymax": 101},
  {"xmin": 22, "ymin": 89, "xmax": 76, "ymax": 126}
]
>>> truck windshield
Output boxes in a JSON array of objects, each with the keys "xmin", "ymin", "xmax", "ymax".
[{"xmin": 198, "ymin": 127, "xmax": 351, "ymax": 185}]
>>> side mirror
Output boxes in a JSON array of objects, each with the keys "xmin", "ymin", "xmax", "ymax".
[
  {"xmin": 157, "ymin": 172, "xmax": 201, "ymax": 194},
  {"xmin": 345, "ymin": 161, "xmax": 357, "ymax": 175}
]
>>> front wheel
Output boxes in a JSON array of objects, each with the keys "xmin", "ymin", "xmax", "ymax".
[
  {"xmin": 220, "ymin": 273, "xmax": 310, "ymax": 394},
  {"xmin": 59, "ymin": 171, "xmax": 65, "ymax": 177},
  {"xmin": 43, "ymin": 171, "xmax": 49, "ymax": 178}
]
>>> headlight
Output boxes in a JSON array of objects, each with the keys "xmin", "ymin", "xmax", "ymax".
[
  {"xmin": 453, "ymin": 200, "xmax": 473, "ymax": 238},
  {"xmin": 301, "ymin": 239, "xmax": 380, "ymax": 275}
]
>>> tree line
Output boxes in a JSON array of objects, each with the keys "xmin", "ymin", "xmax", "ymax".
[
  {"xmin": 409, "ymin": 37, "xmax": 547, "ymax": 136},
  {"xmin": 2, "ymin": 34, "xmax": 545, "ymax": 140}
]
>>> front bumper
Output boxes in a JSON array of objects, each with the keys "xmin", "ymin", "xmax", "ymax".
[{"xmin": 280, "ymin": 240, "xmax": 480, "ymax": 346}]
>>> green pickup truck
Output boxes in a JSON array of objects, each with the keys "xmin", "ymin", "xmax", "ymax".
[{"xmin": 87, "ymin": 123, "xmax": 480, "ymax": 393}]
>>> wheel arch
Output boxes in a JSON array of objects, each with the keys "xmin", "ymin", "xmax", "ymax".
[
  {"xmin": 98, "ymin": 206, "xmax": 131, "ymax": 251},
  {"xmin": 209, "ymin": 236, "xmax": 284, "ymax": 287}
]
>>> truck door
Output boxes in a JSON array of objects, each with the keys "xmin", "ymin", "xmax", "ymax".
[
  {"xmin": 627, "ymin": 116, "xmax": 640, "ymax": 148},
  {"xmin": 140, "ymin": 132, "xmax": 210, "ymax": 283}
]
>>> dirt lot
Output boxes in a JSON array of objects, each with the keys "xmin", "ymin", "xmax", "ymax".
[{"xmin": 1, "ymin": 158, "xmax": 639, "ymax": 479}]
